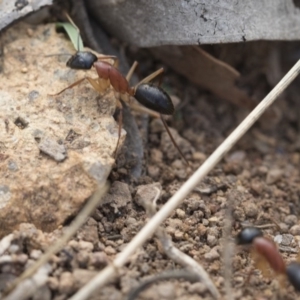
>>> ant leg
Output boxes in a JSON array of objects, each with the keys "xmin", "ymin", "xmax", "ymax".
[
  {"xmin": 86, "ymin": 77, "xmax": 110, "ymax": 94},
  {"xmin": 129, "ymin": 102, "xmax": 160, "ymax": 118},
  {"xmin": 126, "ymin": 61, "xmax": 138, "ymax": 82},
  {"xmin": 50, "ymin": 77, "xmax": 110, "ymax": 96},
  {"xmin": 121, "ymin": 61, "xmax": 139, "ymax": 105},
  {"xmin": 113, "ymin": 100, "xmax": 123, "ymax": 158},
  {"xmin": 49, "ymin": 77, "xmax": 87, "ymax": 96},
  {"xmin": 97, "ymin": 56, "xmax": 119, "ymax": 68},
  {"xmin": 134, "ymin": 68, "xmax": 164, "ymax": 87},
  {"xmin": 160, "ymin": 114, "xmax": 189, "ymax": 166}
]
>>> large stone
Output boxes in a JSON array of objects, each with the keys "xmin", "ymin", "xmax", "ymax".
[
  {"xmin": 0, "ymin": 23, "xmax": 125, "ymax": 237},
  {"xmin": 86, "ymin": 0, "xmax": 300, "ymax": 46}
]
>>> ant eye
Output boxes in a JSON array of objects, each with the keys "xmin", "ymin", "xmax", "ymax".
[
  {"xmin": 287, "ymin": 262, "xmax": 300, "ymax": 291},
  {"xmin": 236, "ymin": 227, "xmax": 263, "ymax": 245}
]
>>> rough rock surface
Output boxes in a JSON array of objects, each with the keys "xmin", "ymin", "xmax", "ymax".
[{"xmin": 0, "ymin": 23, "xmax": 125, "ymax": 236}]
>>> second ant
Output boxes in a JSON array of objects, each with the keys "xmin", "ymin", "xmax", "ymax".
[{"xmin": 237, "ymin": 227, "xmax": 300, "ymax": 293}]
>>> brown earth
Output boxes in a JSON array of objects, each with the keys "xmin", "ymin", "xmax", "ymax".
[{"xmin": 1, "ymin": 19, "xmax": 300, "ymax": 300}]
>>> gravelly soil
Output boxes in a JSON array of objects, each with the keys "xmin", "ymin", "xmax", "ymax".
[{"xmin": 1, "ymin": 21, "xmax": 300, "ymax": 300}]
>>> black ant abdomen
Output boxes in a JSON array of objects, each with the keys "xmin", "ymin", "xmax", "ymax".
[
  {"xmin": 287, "ymin": 262, "xmax": 300, "ymax": 291},
  {"xmin": 66, "ymin": 51, "xmax": 97, "ymax": 70},
  {"xmin": 236, "ymin": 227, "xmax": 263, "ymax": 245},
  {"xmin": 134, "ymin": 83, "xmax": 175, "ymax": 115}
]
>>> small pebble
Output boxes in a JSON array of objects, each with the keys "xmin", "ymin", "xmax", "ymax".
[
  {"xmin": 47, "ymin": 276, "xmax": 59, "ymax": 291},
  {"xmin": 58, "ymin": 272, "xmax": 75, "ymax": 294},
  {"xmin": 73, "ymin": 269, "xmax": 97, "ymax": 287},
  {"xmin": 76, "ymin": 251, "xmax": 90, "ymax": 268},
  {"xmin": 207, "ymin": 226, "xmax": 219, "ymax": 237},
  {"xmin": 188, "ymin": 282, "xmax": 207, "ymax": 294},
  {"xmin": 279, "ymin": 222, "xmax": 289, "ymax": 233},
  {"xmin": 290, "ymin": 225, "xmax": 300, "ymax": 236},
  {"xmin": 233, "ymin": 207, "xmax": 245, "ymax": 222},
  {"xmin": 243, "ymin": 201, "xmax": 258, "ymax": 218},
  {"xmin": 156, "ymin": 282, "xmax": 176, "ymax": 298},
  {"xmin": 202, "ymin": 219, "xmax": 209, "ymax": 226},
  {"xmin": 227, "ymin": 150, "xmax": 246, "ymax": 162},
  {"xmin": 30, "ymin": 249, "xmax": 42, "ymax": 260},
  {"xmin": 251, "ymin": 181, "xmax": 264, "ymax": 194},
  {"xmin": 8, "ymin": 244, "xmax": 19, "ymax": 254},
  {"xmin": 204, "ymin": 248, "xmax": 220, "ymax": 261},
  {"xmin": 125, "ymin": 217, "xmax": 137, "ymax": 226},
  {"xmin": 147, "ymin": 165, "xmax": 160, "ymax": 178},
  {"xmin": 208, "ymin": 216, "xmax": 219, "ymax": 225},
  {"xmin": 174, "ymin": 230, "xmax": 184, "ymax": 240},
  {"xmin": 77, "ymin": 241, "xmax": 94, "ymax": 252},
  {"xmin": 17, "ymin": 254, "xmax": 28, "ymax": 264},
  {"xmin": 284, "ymin": 215, "xmax": 298, "ymax": 227},
  {"xmin": 90, "ymin": 252, "xmax": 108, "ymax": 268},
  {"xmin": 104, "ymin": 246, "xmax": 116, "ymax": 255},
  {"xmin": 150, "ymin": 118, "xmax": 164, "ymax": 133},
  {"xmin": 197, "ymin": 224, "xmax": 207, "ymax": 236},
  {"xmin": 176, "ymin": 208, "xmax": 186, "ymax": 219},
  {"xmin": 192, "ymin": 152, "xmax": 206, "ymax": 161},
  {"xmin": 207, "ymin": 234, "xmax": 217, "ymax": 247},
  {"xmin": 150, "ymin": 148, "xmax": 163, "ymax": 163},
  {"xmin": 68, "ymin": 240, "xmax": 79, "ymax": 250},
  {"xmin": 266, "ymin": 169, "xmax": 283, "ymax": 185}
]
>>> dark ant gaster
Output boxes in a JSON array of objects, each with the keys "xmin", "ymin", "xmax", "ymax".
[
  {"xmin": 50, "ymin": 14, "xmax": 188, "ymax": 165},
  {"xmin": 286, "ymin": 262, "xmax": 300, "ymax": 291},
  {"xmin": 237, "ymin": 227, "xmax": 300, "ymax": 293}
]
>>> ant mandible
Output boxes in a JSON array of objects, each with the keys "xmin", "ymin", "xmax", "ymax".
[
  {"xmin": 51, "ymin": 14, "xmax": 188, "ymax": 165},
  {"xmin": 236, "ymin": 227, "xmax": 300, "ymax": 293}
]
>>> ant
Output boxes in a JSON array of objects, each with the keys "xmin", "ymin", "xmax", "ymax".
[
  {"xmin": 51, "ymin": 14, "xmax": 188, "ymax": 165},
  {"xmin": 236, "ymin": 227, "xmax": 300, "ymax": 292}
]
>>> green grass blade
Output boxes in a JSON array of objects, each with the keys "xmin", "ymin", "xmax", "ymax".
[{"xmin": 56, "ymin": 22, "xmax": 84, "ymax": 51}]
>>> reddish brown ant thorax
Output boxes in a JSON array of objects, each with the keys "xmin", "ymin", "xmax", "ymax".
[
  {"xmin": 253, "ymin": 237, "xmax": 286, "ymax": 274},
  {"xmin": 94, "ymin": 61, "xmax": 132, "ymax": 94}
]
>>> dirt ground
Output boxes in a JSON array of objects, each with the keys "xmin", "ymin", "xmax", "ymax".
[{"xmin": 1, "ymin": 19, "xmax": 300, "ymax": 300}]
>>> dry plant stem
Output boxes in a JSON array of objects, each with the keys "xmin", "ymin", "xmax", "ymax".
[
  {"xmin": 3, "ymin": 183, "xmax": 109, "ymax": 298},
  {"xmin": 70, "ymin": 60, "xmax": 300, "ymax": 300},
  {"xmin": 156, "ymin": 228, "xmax": 219, "ymax": 297}
]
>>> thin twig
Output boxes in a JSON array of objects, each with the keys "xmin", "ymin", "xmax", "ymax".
[
  {"xmin": 3, "ymin": 183, "xmax": 109, "ymax": 298},
  {"xmin": 69, "ymin": 59, "xmax": 300, "ymax": 300},
  {"xmin": 155, "ymin": 228, "xmax": 219, "ymax": 298}
]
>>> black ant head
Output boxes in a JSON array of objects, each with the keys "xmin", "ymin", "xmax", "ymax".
[
  {"xmin": 287, "ymin": 262, "xmax": 300, "ymax": 291},
  {"xmin": 134, "ymin": 83, "xmax": 174, "ymax": 115},
  {"xmin": 66, "ymin": 51, "xmax": 97, "ymax": 70},
  {"xmin": 236, "ymin": 227, "xmax": 263, "ymax": 245}
]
